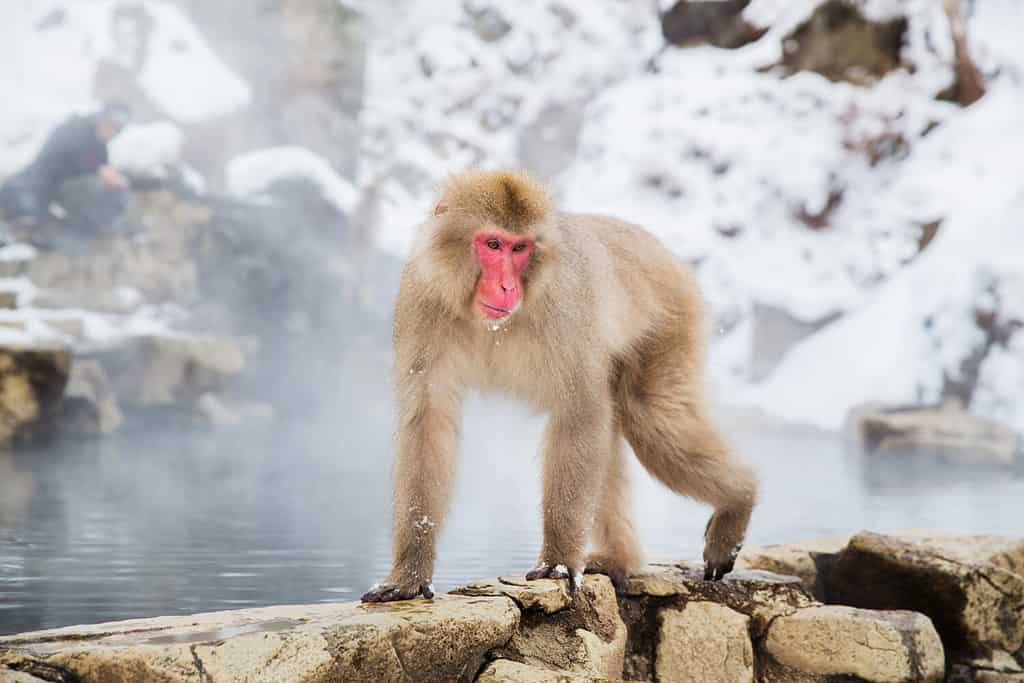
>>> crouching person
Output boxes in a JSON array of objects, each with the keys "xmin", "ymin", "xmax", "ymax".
[{"xmin": 0, "ymin": 100, "xmax": 132, "ymax": 239}]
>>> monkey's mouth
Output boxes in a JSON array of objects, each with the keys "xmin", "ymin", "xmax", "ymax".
[{"xmin": 480, "ymin": 302, "xmax": 513, "ymax": 317}]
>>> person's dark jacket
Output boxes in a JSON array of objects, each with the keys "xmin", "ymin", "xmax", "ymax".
[{"xmin": 25, "ymin": 113, "xmax": 109, "ymax": 201}]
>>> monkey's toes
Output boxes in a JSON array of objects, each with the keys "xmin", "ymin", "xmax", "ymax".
[
  {"xmin": 583, "ymin": 560, "xmax": 630, "ymax": 595},
  {"xmin": 702, "ymin": 546, "xmax": 740, "ymax": 581},
  {"xmin": 525, "ymin": 562, "xmax": 584, "ymax": 597},
  {"xmin": 360, "ymin": 581, "xmax": 435, "ymax": 603}
]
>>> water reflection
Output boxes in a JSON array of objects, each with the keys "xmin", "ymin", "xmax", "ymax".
[{"xmin": 1, "ymin": 394, "xmax": 1022, "ymax": 636}]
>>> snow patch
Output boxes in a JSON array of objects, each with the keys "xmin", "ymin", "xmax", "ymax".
[
  {"xmin": 109, "ymin": 121, "xmax": 185, "ymax": 175},
  {"xmin": 735, "ymin": 87, "xmax": 1024, "ymax": 431},
  {"xmin": 227, "ymin": 147, "xmax": 359, "ymax": 215},
  {"xmin": 133, "ymin": 2, "xmax": 251, "ymax": 122},
  {"xmin": 0, "ymin": 244, "xmax": 37, "ymax": 263}
]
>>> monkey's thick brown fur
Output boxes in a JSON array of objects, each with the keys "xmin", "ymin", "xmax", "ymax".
[{"xmin": 362, "ymin": 170, "xmax": 757, "ymax": 602}]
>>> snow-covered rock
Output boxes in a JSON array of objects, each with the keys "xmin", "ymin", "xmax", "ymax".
[
  {"xmin": 226, "ymin": 146, "xmax": 359, "ymax": 214},
  {"xmin": 735, "ymin": 87, "xmax": 1024, "ymax": 432},
  {"xmin": 109, "ymin": 121, "xmax": 185, "ymax": 175}
]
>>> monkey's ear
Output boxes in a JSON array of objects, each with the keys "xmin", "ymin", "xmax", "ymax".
[{"xmin": 434, "ymin": 198, "xmax": 449, "ymax": 216}]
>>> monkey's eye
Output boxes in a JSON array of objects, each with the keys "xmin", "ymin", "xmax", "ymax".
[
  {"xmin": 486, "ymin": 239, "xmax": 501, "ymax": 250},
  {"xmin": 511, "ymin": 243, "xmax": 527, "ymax": 252}
]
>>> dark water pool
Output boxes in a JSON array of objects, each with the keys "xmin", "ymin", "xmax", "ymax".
[{"xmin": 2, "ymin": 395, "xmax": 1022, "ymax": 636}]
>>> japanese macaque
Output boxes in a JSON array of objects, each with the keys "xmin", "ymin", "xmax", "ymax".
[{"xmin": 361, "ymin": 170, "xmax": 757, "ymax": 603}]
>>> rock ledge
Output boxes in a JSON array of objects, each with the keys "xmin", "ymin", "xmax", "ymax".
[{"xmin": 4, "ymin": 531, "xmax": 1022, "ymax": 682}]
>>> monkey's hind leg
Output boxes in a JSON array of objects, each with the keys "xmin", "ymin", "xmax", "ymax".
[
  {"xmin": 584, "ymin": 425, "xmax": 643, "ymax": 593},
  {"xmin": 621, "ymin": 383, "xmax": 757, "ymax": 581}
]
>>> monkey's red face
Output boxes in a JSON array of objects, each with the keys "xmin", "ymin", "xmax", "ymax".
[{"xmin": 473, "ymin": 228, "xmax": 534, "ymax": 319}]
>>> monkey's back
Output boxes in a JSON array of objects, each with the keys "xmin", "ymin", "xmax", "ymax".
[{"xmin": 557, "ymin": 211, "xmax": 708, "ymax": 354}]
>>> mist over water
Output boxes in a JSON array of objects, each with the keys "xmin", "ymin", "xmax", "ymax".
[{"xmin": 3, "ymin": 375, "xmax": 1022, "ymax": 635}]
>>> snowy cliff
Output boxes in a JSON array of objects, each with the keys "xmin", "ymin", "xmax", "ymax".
[{"xmin": 358, "ymin": 0, "xmax": 1024, "ymax": 434}]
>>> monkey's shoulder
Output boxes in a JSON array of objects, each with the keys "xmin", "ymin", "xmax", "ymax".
[{"xmin": 557, "ymin": 209, "xmax": 697, "ymax": 289}]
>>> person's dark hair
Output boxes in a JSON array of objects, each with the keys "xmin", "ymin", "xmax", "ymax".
[{"xmin": 98, "ymin": 99, "xmax": 132, "ymax": 128}]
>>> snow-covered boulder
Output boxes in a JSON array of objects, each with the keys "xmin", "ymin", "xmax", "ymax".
[
  {"xmin": 736, "ymin": 87, "xmax": 1024, "ymax": 435},
  {"xmin": 109, "ymin": 121, "xmax": 185, "ymax": 177},
  {"xmin": 226, "ymin": 146, "xmax": 359, "ymax": 215}
]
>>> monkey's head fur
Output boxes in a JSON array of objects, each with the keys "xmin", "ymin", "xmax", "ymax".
[
  {"xmin": 436, "ymin": 170, "xmax": 551, "ymax": 229},
  {"xmin": 415, "ymin": 170, "xmax": 560, "ymax": 325}
]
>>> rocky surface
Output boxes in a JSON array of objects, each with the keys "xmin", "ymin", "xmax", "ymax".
[
  {"xmin": 736, "ymin": 536, "xmax": 848, "ymax": 600},
  {"xmin": 847, "ymin": 400, "xmax": 1021, "ymax": 467},
  {"xmin": 623, "ymin": 563, "xmax": 814, "ymax": 637},
  {"xmin": 832, "ymin": 532, "xmax": 1024, "ymax": 675},
  {"xmin": 616, "ymin": 560, "xmax": 944, "ymax": 682},
  {"xmin": 476, "ymin": 658, "xmax": 629, "ymax": 682},
  {"xmin": 948, "ymin": 650, "xmax": 1024, "ymax": 683},
  {"xmin": 740, "ymin": 530, "xmax": 1024, "ymax": 681},
  {"xmin": 1, "ymin": 597, "xmax": 518, "ymax": 683},
  {"xmin": 763, "ymin": 605, "xmax": 944, "ymax": 682},
  {"xmin": 778, "ymin": 0, "xmax": 908, "ymax": 85},
  {"xmin": 452, "ymin": 576, "xmax": 574, "ymax": 615},
  {"xmin": 0, "ymin": 345, "xmax": 70, "ymax": 444},
  {"xmin": 4, "ymin": 532, "xmax": 1022, "ymax": 682},
  {"xmin": 91, "ymin": 333, "xmax": 246, "ymax": 407},
  {"xmin": 455, "ymin": 576, "xmax": 626, "ymax": 679},
  {"xmin": 59, "ymin": 358, "xmax": 123, "ymax": 435},
  {"xmin": 660, "ymin": 0, "xmax": 765, "ymax": 50},
  {"xmin": 656, "ymin": 601, "xmax": 754, "ymax": 683},
  {"xmin": 0, "ymin": 165, "xmax": 386, "ymax": 443}
]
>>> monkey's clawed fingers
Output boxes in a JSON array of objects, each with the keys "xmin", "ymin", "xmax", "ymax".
[
  {"xmin": 702, "ymin": 546, "xmax": 740, "ymax": 582},
  {"xmin": 703, "ymin": 560, "xmax": 733, "ymax": 581},
  {"xmin": 525, "ymin": 562, "xmax": 584, "ymax": 598},
  {"xmin": 360, "ymin": 581, "xmax": 435, "ymax": 603}
]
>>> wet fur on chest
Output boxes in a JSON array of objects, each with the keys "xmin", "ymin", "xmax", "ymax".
[{"xmin": 460, "ymin": 320, "xmax": 575, "ymax": 409}]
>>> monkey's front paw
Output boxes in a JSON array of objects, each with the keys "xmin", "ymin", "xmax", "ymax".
[
  {"xmin": 525, "ymin": 562, "xmax": 584, "ymax": 598},
  {"xmin": 702, "ymin": 544, "xmax": 741, "ymax": 581},
  {"xmin": 583, "ymin": 557, "xmax": 630, "ymax": 595},
  {"xmin": 360, "ymin": 580, "xmax": 435, "ymax": 603}
]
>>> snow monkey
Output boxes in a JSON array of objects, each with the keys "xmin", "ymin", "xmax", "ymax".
[{"xmin": 361, "ymin": 170, "xmax": 757, "ymax": 602}]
